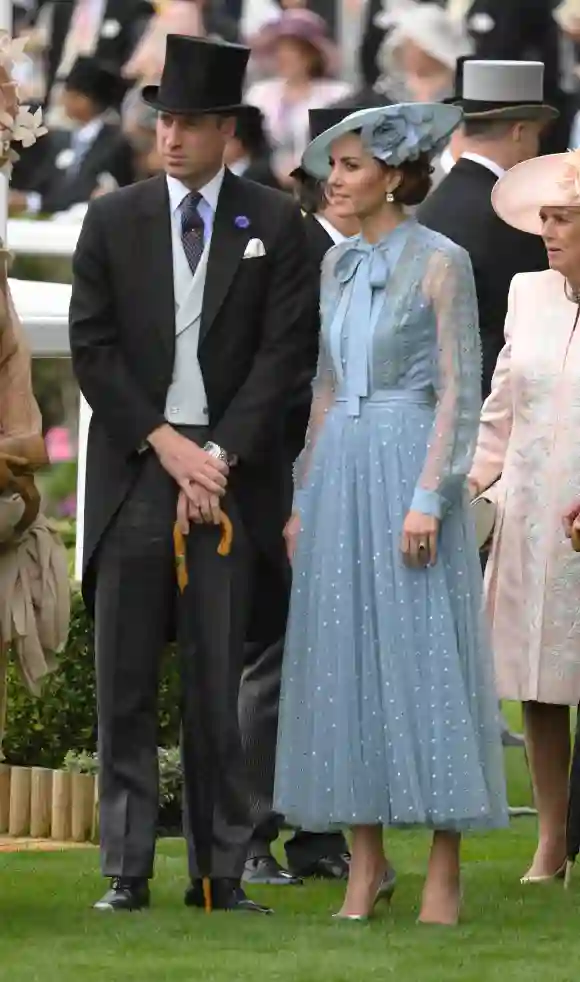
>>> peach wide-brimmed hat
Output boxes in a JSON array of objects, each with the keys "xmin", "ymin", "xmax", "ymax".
[{"xmin": 491, "ymin": 150, "xmax": 580, "ymax": 236}]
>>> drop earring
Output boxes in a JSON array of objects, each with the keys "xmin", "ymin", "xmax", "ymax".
[{"xmin": 386, "ymin": 191, "xmax": 395, "ymax": 203}]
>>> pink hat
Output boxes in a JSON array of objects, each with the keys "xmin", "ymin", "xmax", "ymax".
[
  {"xmin": 492, "ymin": 150, "xmax": 580, "ymax": 235},
  {"xmin": 251, "ymin": 9, "xmax": 339, "ymax": 76}
]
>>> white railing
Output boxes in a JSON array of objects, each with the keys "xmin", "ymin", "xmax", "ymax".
[
  {"xmin": 8, "ymin": 218, "xmax": 81, "ymax": 259},
  {"xmin": 10, "ymin": 277, "xmax": 71, "ymax": 354}
]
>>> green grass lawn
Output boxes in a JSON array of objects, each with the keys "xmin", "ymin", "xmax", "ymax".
[{"xmin": 1, "ymin": 705, "xmax": 579, "ymax": 982}]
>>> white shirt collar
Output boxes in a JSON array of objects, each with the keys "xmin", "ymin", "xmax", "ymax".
[
  {"xmin": 228, "ymin": 157, "xmax": 250, "ymax": 176},
  {"xmin": 439, "ymin": 146, "xmax": 456, "ymax": 175},
  {"xmin": 314, "ymin": 213, "xmax": 346, "ymax": 245},
  {"xmin": 461, "ymin": 152, "xmax": 506, "ymax": 181},
  {"xmin": 75, "ymin": 116, "xmax": 104, "ymax": 145},
  {"xmin": 166, "ymin": 167, "xmax": 225, "ymax": 216}
]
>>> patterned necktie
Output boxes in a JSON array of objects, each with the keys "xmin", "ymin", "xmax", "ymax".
[{"xmin": 181, "ymin": 191, "xmax": 205, "ymax": 277}]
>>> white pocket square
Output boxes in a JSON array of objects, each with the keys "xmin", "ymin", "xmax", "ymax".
[
  {"xmin": 243, "ymin": 238, "xmax": 266, "ymax": 259},
  {"xmin": 101, "ymin": 17, "xmax": 121, "ymax": 37},
  {"xmin": 468, "ymin": 12, "xmax": 495, "ymax": 32}
]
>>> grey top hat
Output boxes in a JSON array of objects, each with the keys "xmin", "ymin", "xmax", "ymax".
[{"xmin": 447, "ymin": 58, "xmax": 558, "ymax": 122}]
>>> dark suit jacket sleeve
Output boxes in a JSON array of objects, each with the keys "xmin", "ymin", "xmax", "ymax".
[
  {"xmin": 359, "ymin": 0, "xmax": 383, "ymax": 86},
  {"xmin": 109, "ymin": 138, "xmax": 136, "ymax": 188},
  {"xmin": 69, "ymin": 199, "xmax": 166, "ymax": 455},
  {"xmin": 211, "ymin": 201, "xmax": 317, "ymax": 461}
]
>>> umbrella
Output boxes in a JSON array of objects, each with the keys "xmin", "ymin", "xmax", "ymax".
[
  {"xmin": 173, "ymin": 511, "xmax": 233, "ymax": 913},
  {"xmin": 566, "ymin": 704, "xmax": 580, "ymax": 887}
]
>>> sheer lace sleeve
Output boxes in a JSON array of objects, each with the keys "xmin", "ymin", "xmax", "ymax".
[
  {"xmin": 292, "ymin": 254, "xmax": 338, "ymax": 514},
  {"xmin": 469, "ymin": 278, "xmax": 516, "ymax": 494},
  {"xmin": 410, "ymin": 245, "xmax": 481, "ymax": 519}
]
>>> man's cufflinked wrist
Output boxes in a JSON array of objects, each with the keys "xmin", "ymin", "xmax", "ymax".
[
  {"xmin": 140, "ymin": 419, "xmax": 170, "ymax": 455},
  {"xmin": 204, "ymin": 441, "xmax": 238, "ymax": 467}
]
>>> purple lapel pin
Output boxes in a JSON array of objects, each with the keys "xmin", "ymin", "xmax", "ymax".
[{"xmin": 235, "ymin": 215, "xmax": 250, "ymax": 229}]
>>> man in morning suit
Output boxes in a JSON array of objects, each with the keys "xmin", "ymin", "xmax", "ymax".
[
  {"xmin": 69, "ymin": 33, "xmax": 315, "ymax": 914},
  {"xmin": 445, "ymin": 0, "xmax": 572, "ymax": 154},
  {"xmin": 418, "ymin": 58, "xmax": 552, "ymax": 399},
  {"xmin": 240, "ymin": 108, "xmax": 362, "ymax": 887},
  {"xmin": 418, "ymin": 57, "xmax": 552, "ymax": 756}
]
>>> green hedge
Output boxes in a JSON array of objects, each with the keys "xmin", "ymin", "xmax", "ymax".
[{"xmin": 2, "ymin": 591, "xmax": 181, "ymax": 768}]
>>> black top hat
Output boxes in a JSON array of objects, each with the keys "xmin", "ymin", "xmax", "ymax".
[
  {"xmin": 290, "ymin": 106, "xmax": 374, "ymax": 180},
  {"xmin": 142, "ymin": 35, "xmax": 250, "ymax": 115},
  {"xmin": 444, "ymin": 56, "xmax": 558, "ymax": 122},
  {"xmin": 65, "ymin": 57, "xmax": 128, "ymax": 110},
  {"xmin": 308, "ymin": 108, "xmax": 357, "ymax": 142}
]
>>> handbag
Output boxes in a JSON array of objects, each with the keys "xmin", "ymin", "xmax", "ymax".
[
  {"xmin": 470, "ymin": 484, "xmax": 498, "ymax": 551},
  {"xmin": 0, "ymin": 435, "xmax": 47, "ymax": 544}
]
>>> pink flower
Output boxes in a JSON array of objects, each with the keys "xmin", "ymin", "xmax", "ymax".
[{"xmin": 46, "ymin": 426, "xmax": 73, "ymax": 463}]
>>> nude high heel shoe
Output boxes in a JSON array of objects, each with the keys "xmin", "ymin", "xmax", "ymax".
[
  {"xmin": 520, "ymin": 862, "xmax": 567, "ymax": 884},
  {"xmin": 332, "ymin": 866, "xmax": 397, "ymax": 922}
]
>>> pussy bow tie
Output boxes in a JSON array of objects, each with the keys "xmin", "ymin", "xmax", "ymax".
[
  {"xmin": 332, "ymin": 240, "xmax": 390, "ymax": 415},
  {"xmin": 334, "ymin": 239, "xmax": 390, "ymax": 289}
]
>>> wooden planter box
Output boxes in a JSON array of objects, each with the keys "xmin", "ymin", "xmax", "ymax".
[{"xmin": 0, "ymin": 764, "xmax": 97, "ymax": 843}]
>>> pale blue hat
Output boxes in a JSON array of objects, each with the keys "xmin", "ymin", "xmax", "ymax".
[{"xmin": 301, "ymin": 102, "xmax": 463, "ymax": 180}]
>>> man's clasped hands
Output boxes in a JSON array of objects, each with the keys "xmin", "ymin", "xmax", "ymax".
[{"xmin": 148, "ymin": 424, "xmax": 228, "ymax": 534}]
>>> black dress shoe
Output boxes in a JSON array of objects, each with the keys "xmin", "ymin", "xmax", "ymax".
[
  {"xmin": 243, "ymin": 856, "xmax": 303, "ymax": 886},
  {"xmin": 93, "ymin": 877, "xmax": 150, "ymax": 911},
  {"xmin": 291, "ymin": 853, "xmax": 351, "ymax": 881},
  {"xmin": 185, "ymin": 877, "xmax": 273, "ymax": 914}
]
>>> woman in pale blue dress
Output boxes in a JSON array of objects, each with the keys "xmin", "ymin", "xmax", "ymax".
[{"xmin": 274, "ymin": 104, "xmax": 508, "ymax": 925}]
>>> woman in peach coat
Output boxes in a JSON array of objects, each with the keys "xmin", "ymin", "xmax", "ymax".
[{"xmin": 469, "ymin": 149, "xmax": 580, "ymax": 885}]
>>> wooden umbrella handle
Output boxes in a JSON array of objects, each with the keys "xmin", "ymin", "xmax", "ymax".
[
  {"xmin": 173, "ymin": 524, "xmax": 188, "ymax": 592},
  {"xmin": 217, "ymin": 512, "xmax": 233, "ymax": 556},
  {"xmin": 174, "ymin": 511, "xmax": 233, "ymax": 591}
]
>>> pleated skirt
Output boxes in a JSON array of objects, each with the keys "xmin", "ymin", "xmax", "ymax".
[{"xmin": 274, "ymin": 399, "xmax": 508, "ymax": 832}]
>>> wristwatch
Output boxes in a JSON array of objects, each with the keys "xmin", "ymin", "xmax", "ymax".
[{"xmin": 204, "ymin": 441, "xmax": 238, "ymax": 467}]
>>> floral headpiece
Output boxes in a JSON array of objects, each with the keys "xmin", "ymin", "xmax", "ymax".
[
  {"xmin": 301, "ymin": 101, "xmax": 461, "ymax": 180},
  {"xmin": 360, "ymin": 103, "xmax": 449, "ymax": 168},
  {"xmin": 0, "ymin": 31, "xmax": 47, "ymax": 177},
  {"xmin": 557, "ymin": 148, "xmax": 580, "ymax": 203}
]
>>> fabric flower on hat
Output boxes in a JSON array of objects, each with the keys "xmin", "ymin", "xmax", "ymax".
[
  {"xmin": 361, "ymin": 103, "xmax": 446, "ymax": 167},
  {"xmin": 557, "ymin": 149, "xmax": 580, "ymax": 202}
]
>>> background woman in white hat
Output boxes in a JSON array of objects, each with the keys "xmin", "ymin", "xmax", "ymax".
[
  {"xmin": 374, "ymin": 0, "xmax": 473, "ymax": 105},
  {"xmin": 469, "ymin": 149, "xmax": 580, "ymax": 883}
]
